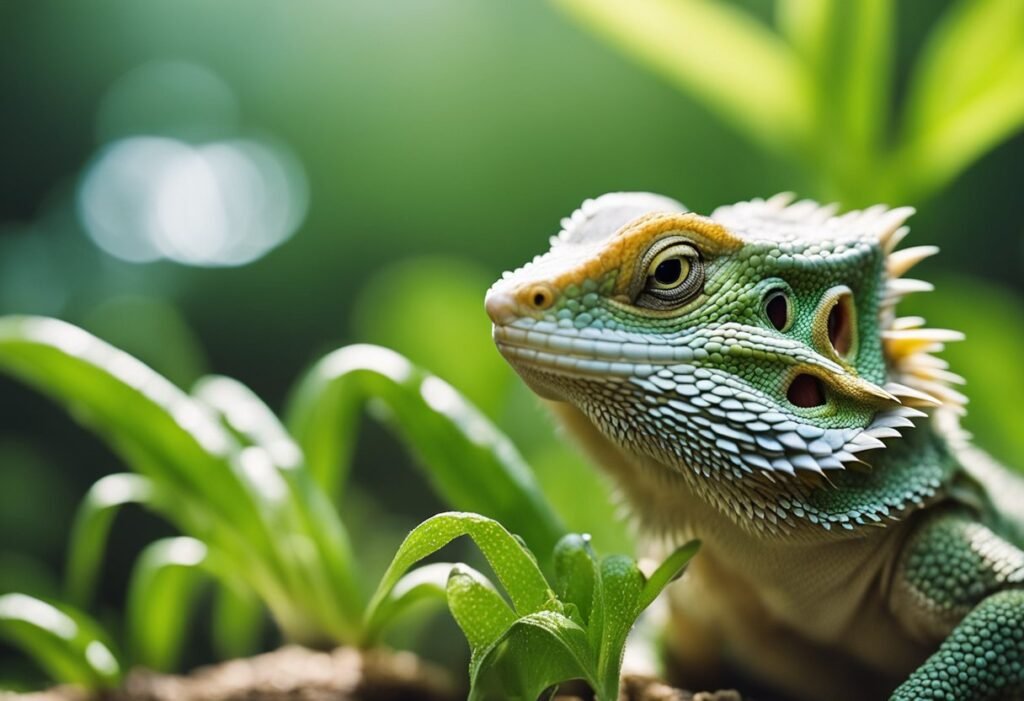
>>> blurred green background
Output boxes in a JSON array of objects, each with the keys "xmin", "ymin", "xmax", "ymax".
[{"xmin": 1, "ymin": 0, "xmax": 1022, "ymax": 685}]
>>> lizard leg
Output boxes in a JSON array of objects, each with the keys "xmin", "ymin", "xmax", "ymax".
[
  {"xmin": 890, "ymin": 589, "xmax": 1024, "ymax": 700},
  {"xmin": 890, "ymin": 510, "xmax": 1024, "ymax": 700}
]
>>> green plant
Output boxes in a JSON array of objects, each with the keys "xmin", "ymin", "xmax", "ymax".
[
  {"xmin": 366, "ymin": 512, "xmax": 700, "ymax": 701},
  {"xmin": 0, "ymin": 315, "xmax": 565, "ymax": 686},
  {"xmin": 553, "ymin": 0, "xmax": 1024, "ymax": 207},
  {"xmin": 0, "ymin": 593, "xmax": 120, "ymax": 690}
]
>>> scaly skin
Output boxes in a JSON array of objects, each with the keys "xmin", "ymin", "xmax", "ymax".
[{"xmin": 485, "ymin": 193, "xmax": 1024, "ymax": 701}]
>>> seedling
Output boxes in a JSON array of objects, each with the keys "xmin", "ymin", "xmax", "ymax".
[{"xmin": 366, "ymin": 511, "xmax": 700, "ymax": 701}]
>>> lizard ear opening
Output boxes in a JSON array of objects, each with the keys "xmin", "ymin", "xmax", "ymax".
[{"xmin": 787, "ymin": 373, "xmax": 826, "ymax": 408}]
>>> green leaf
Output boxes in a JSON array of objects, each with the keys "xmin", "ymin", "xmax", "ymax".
[
  {"xmin": 364, "ymin": 562, "xmax": 454, "ymax": 638},
  {"xmin": 125, "ymin": 537, "xmax": 211, "ymax": 671},
  {"xmin": 65, "ymin": 473, "xmax": 157, "ymax": 608},
  {"xmin": 779, "ymin": 0, "xmax": 894, "ymax": 204},
  {"xmin": 636, "ymin": 540, "xmax": 700, "ymax": 613},
  {"xmin": 193, "ymin": 375, "xmax": 304, "ymax": 470},
  {"xmin": 0, "ymin": 317, "xmax": 282, "ymax": 587},
  {"xmin": 552, "ymin": 0, "xmax": 813, "ymax": 152},
  {"xmin": 0, "ymin": 593, "xmax": 120, "ymax": 689},
  {"xmin": 286, "ymin": 345, "xmax": 565, "ymax": 563},
  {"xmin": 552, "ymin": 533, "xmax": 597, "ymax": 624},
  {"xmin": 0, "ymin": 316, "xmax": 355, "ymax": 646},
  {"xmin": 446, "ymin": 565, "xmax": 516, "ymax": 654},
  {"xmin": 365, "ymin": 512, "xmax": 558, "ymax": 642},
  {"xmin": 211, "ymin": 582, "xmax": 265, "ymax": 661},
  {"xmin": 470, "ymin": 610, "xmax": 594, "ymax": 701},
  {"xmin": 592, "ymin": 555, "xmax": 645, "ymax": 701},
  {"xmin": 192, "ymin": 374, "xmax": 364, "ymax": 641},
  {"xmin": 895, "ymin": 0, "xmax": 1024, "ymax": 200}
]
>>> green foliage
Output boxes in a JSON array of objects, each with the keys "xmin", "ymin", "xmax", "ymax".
[
  {"xmin": 0, "ymin": 594, "xmax": 120, "ymax": 689},
  {"xmin": 0, "ymin": 315, "xmax": 567, "ymax": 684},
  {"xmin": 286, "ymin": 344, "xmax": 565, "ymax": 562},
  {"xmin": 366, "ymin": 512, "xmax": 699, "ymax": 700},
  {"xmin": 554, "ymin": 0, "xmax": 1024, "ymax": 206}
]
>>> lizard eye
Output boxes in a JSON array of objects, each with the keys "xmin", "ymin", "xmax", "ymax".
[{"xmin": 635, "ymin": 239, "xmax": 704, "ymax": 310}]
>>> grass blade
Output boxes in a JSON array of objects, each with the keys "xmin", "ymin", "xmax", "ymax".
[
  {"xmin": 552, "ymin": 0, "xmax": 813, "ymax": 152},
  {"xmin": 287, "ymin": 345, "xmax": 565, "ymax": 563},
  {"xmin": 0, "ymin": 593, "xmax": 120, "ymax": 689},
  {"xmin": 636, "ymin": 540, "xmax": 700, "ymax": 613},
  {"xmin": 125, "ymin": 537, "xmax": 210, "ymax": 671},
  {"xmin": 65, "ymin": 473, "xmax": 158, "ymax": 608},
  {"xmin": 365, "ymin": 512, "xmax": 558, "ymax": 640}
]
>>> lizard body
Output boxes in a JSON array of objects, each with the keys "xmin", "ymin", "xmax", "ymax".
[{"xmin": 485, "ymin": 193, "xmax": 1024, "ymax": 700}]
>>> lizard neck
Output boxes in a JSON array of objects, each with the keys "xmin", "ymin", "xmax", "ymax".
[{"xmin": 547, "ymin": 399, "xmax": 960, "ymax": 543}]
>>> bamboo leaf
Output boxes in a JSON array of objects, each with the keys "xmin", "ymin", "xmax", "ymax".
[
  {"xmin": 0, "ymin": 593, "xmax": 120, "ymax": 689},
  {"xmin": 287, "ymin": 345, "xmax": 565, "ymax": 564},
  {"xmin": 552, "ymin": 0, "xmax": 813, "ymax": 151}
]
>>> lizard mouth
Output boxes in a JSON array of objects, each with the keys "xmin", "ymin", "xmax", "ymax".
[{"xmin": 493, "ymin": 323, "xmax": 671, "ymax": 378}]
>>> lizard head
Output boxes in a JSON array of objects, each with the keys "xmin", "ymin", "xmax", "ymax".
[{"xmin": 486, "ymin": 193, "xmax": 964, "ymax": 528}]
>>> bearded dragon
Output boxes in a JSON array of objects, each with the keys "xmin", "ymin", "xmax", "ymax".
[{"xmin": 485, "ymin": 192, "xmax": 1024, "ymax": 701}]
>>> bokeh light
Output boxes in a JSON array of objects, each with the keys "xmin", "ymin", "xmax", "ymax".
[{"xmin": 77, "ymin": 136, "xmax": 308, "ymax": 267}]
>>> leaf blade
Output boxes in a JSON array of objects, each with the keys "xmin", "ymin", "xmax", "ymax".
[
  {"xmin": 65, "ymin": 473, "xmax": 157, "ymax": 608},
  {"xmin": 636, "ymin": 540, "xmax": 700, "ymax": 613},
  {"xmin": 365, "ymin": 512, "xmax": 557, "ymax": 641},
  {"xmin": 0, "ymin": 593, "xmax": 121, "ymax": 689},
  {"xmin": 469, "ymin": 610, "xmax": 594, "ymax": 701},
  {"xmin": 125, "ymin": 537, "xmax": 211, "ymax": 671},
  {"xmin": 287, "ymin": 345, "xmax": 566, "ymax": 564},
  {"xmin": 553, "ymin": 0, "xmax": 813, "ymax": 151}
]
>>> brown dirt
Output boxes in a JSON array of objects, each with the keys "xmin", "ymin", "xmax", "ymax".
[
  {"xmin": 5, "ymin": 646, "xmax": 454, "ymax": 701},
  {"xmin": 3, "ymin": 646, "xmax": 740, "ymax": 701}
]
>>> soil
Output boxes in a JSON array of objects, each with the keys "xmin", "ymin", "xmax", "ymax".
[{"xmin": 3, "ymin": 646, "xmax": 741, "ymax": 701}]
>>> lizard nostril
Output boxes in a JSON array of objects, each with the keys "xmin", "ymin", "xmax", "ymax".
[
  {"xmin": 814, "ymin": 286, "xmax": 858, "ymax": 362},
  {"xmin": 827, "ymin": 294, "xmax": 854, "ymax": 358},
  {"xmin": 764, "ymin": 291, "xmax": 790, "ymax": 331},
  {"xmin": 787, "ymin": 373, "xmax": 826, "ymax": 408}
]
